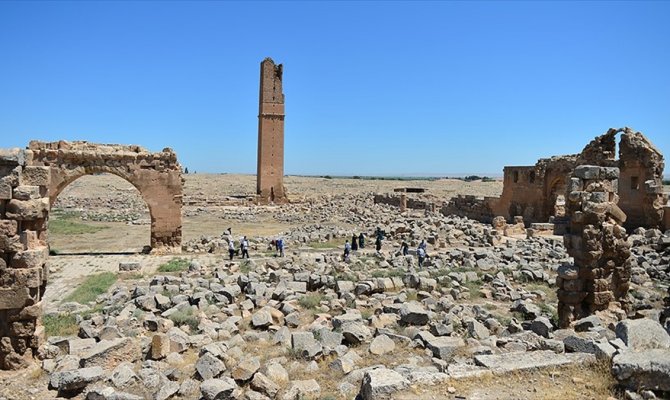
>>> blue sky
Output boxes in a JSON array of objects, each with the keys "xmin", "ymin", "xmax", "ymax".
[{"xmin": 1, "ymin": 1, "xmax": 668, "ymax": 176}]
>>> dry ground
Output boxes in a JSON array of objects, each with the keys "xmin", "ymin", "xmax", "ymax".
[{"xmin": 49, "ymin": 173, "xmax": 503, "ymax": 253}]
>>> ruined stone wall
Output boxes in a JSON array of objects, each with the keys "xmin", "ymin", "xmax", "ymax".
[
  {"xmin": 491, "ymin": 157, "xmax": 577, "ymax": 224},
  {"xmin": 373, "ymin": 194, "xmax": 402, "ymax": 208},
  {"xmin": 618, "ymin": 131, "xmax": 666, "ymax": 229},
  {"xmin": 27, "ymin": 141, "xmax": 183, "ymax": 252},
  {"xmin": 441, "ymin": 195, "xmax": 498, "ymax": 223},
  {"xmin": 373, "ymin": 193, "xmax": 441, "ymax": 212},
  {"xmin": 0, "ymin": 149, "xmax": 49, "ymax": 370},
  {"xmin": 441, "ymin": 128, "xmax": 666, "ymax": 230},
  {"xmin": 557, "ymin": 165, "xmax": 631, "ymax": 328},
  {"xmin": 495, "ymin": 166, "xmax": 544, "ymax": 222},
  {"xmin": 257, "ymin": 57, "xmax": 287, "ymax": 203}
]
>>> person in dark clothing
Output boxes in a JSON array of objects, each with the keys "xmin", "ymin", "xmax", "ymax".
[
  {"xmin": 401, "ymin": 241, "xmax": 409, "ymax": 256},
  {"xmin": 277, "ymin": 238, "xmax": 284, "ymax": 257},
  {"xmin": 375, "ymin": 237, "xmax": 382, "ymax": 253},
  {"xmin": 358, "ymin": 233, "xmax": 365, "ymax": 248},
  {"xmin": 351, "ymin": 234, "xmax": 358, "ymax": 251}
]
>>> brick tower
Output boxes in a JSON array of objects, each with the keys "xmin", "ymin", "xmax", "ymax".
[{"xmin": 257, "ymin": 57, "xmax": 286, "ymax": 203}]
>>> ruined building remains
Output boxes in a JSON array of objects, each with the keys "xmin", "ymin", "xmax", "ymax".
[
  {"xmin": 257, "ymin": 57, "xmax": 287, "ymax": 203},
  {"xmin": 557, "ymin": 165, "xmax": 632, "ymax": 327},
  {"xmin": 442, "ymin": 128, "xmax": 669, "ymax": 231},
  {"xmin": 0, "ymin": 141, "xmax": 183, "ymax": 369}
]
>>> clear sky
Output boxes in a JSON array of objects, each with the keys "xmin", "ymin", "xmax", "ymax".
[{"xmin": 1, "ymin": 1, "xmax": 668, "ymax": 176}]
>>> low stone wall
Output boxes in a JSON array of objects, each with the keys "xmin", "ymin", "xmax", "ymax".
[
  {"xmin": 0, "ymin": 149, "xmax": 49, "ymax": 370},
  {"xmin": 373, "ymin": 194, "xmax": 440, "ymax": 212},
  {"xmin": 441, "ymin": 195, "xmax": 496, "ymax": 224}
]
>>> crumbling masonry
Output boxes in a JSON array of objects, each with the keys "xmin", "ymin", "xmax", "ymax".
[
  {"xmin": 257, "ymin": 57, "xmax": 287, "ymax": 203},
  {"xmin": 442, "ymin": 127, "xmax": 669, "ymax": 231},
  {"xmin": 0, "ymin": 141, "xmax": 182, "ymax": 369},
  {"xmin": 557, "ymin": 165, "xmax": 632, "ymax": 328}
]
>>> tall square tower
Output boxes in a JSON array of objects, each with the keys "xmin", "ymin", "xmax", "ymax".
[{"xmin": 257, "ymin": 57, "xmax": 286, "ymax": 203}]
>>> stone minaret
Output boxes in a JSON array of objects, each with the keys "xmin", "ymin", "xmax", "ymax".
[{"xmin": 257, "ymin": 57, "xmax": 286, "ymax": 203}]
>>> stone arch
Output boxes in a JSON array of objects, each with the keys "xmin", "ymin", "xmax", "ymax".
[
  {"xmin": 546, "ymin": 176, "xmax": 567, "ymax": 218},
  {"xmin": 51, "ymin": 173, "xmax": 152, "ymax": 253},
  {"xmin": 0, "ymin": 141, "xmax": 182, "ymax": 370},
  {"xmin": 28, "ymin": 141, "xmax": 183, "ymax": 251}
]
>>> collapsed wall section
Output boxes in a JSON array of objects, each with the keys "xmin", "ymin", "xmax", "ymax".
[{"xmin": 440, "ymin": 128, "xmax": 667, "ymax": 230}]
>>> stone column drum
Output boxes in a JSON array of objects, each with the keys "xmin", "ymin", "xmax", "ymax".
[{"xmin": 557, "ymin": 165, "xmax": 632, "ymax": 328}]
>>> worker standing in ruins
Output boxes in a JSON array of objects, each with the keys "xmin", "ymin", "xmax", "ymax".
[
  {"xmin": 241, "ymin": 236, "xmax": 250, "ymax": 259},
  {"xmin": 277, "ymin": 237, "xmax": 284, "ymax": 257},
  {"xmin": 343, "ymin": 240, "xmax": 351, "ymax": 261},
  {"xmin": 228, "ymin": 239, "xmax": 235, "ymax": 261},
  {"xmin": 375, "ymin": 227, "xmax": 384, "ymax": 254},
  {"xmin": 401, "ymin": 240, "xmax": 409, "ymax": 257},
  {"xmin": 417, "ymin": 245, "xmax": 426, "ymax": 268}
]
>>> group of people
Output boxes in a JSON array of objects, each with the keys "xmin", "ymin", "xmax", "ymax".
[
  {"xmin": 343, "ymin": 227, "xmax": 388, "ymax": 261},
  {"xmin": 343, "ymin": 232, "xmax": 366, "ymax": 261},
  {"xmin": 270, "ymin": 238, "xmax": 285, "ymax": 257},
  {"xmin": 224, "ymin": 227, "xmax": 287, "ymax": 261},
  {"xmin": 227, "ymin": 234, "xmax": 250, "ymax": 261},
  {"xmin": 223, "ymin": 226, "xmax": 428, "ymax": 267},
  {"xmin": 400, "ymin": 239, "xmax": 429, "ymax": 268}
]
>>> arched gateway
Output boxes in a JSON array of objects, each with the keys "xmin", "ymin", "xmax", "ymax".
[{"xmin": 0, "ymin": 141, "xmax": 182, "ymax": 369}]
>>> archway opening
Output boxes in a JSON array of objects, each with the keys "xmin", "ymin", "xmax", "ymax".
[
  {"xmin": 48, "ymin": 173, "xmax": 151, "ymax": 255},
  {"xmin": 548, "ymin": 178, "xmax": 567, "ymax": 218}
]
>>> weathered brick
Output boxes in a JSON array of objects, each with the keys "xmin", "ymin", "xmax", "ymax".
[
  {"xmin": 0, "ymin": 220, "xmax": 18, "ymax": 237},
  {"xmin": 0, "ymin": 181, "xmax": 11, "ymax": 200},
  {"xmin": 10, "ymin": 248, "xmax": 48, "ymax": 269},
  {"xmin": 5, "ymin": 198, "xmax": 49, "ymax": 221},
  {"xmin": 0, "ymin": 287, "xmax": 33, "ymax": 309},
  {"xmin": 11, "ymin": 186, "xmax": 40, "ymax": 201},
  {"xmin": 19, "ymin": 166, "xmax": 50, "ymax": 187}
]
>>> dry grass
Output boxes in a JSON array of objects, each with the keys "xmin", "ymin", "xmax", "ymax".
[
  {"xmin": 525, "ymin": 282, "xmax": 558, "ymax": 304},
  {"xmin": 287, "ymin": 352, "xmax": 344, "ymax": 398}
]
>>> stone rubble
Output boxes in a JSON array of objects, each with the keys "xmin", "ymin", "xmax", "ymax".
[{"xmin": 1, "ymin": 148, "xmax": 669, "ymax": 398}]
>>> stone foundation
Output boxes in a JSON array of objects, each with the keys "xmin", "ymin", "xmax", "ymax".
[{"xmin": 557, "ymin": 165, "xmax": 632, "ymax": 328}]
